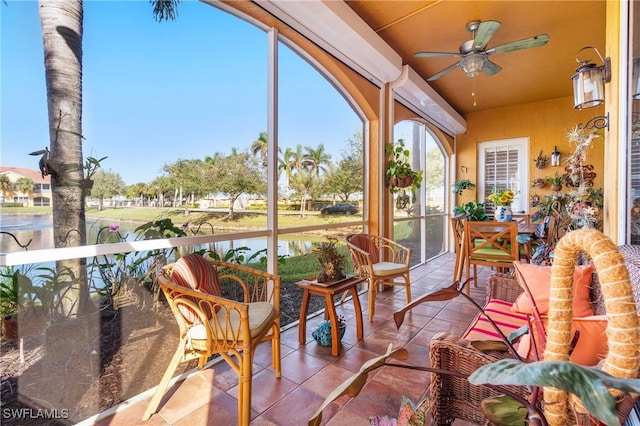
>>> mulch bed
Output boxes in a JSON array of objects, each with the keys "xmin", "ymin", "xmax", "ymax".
[{"xmin": 0, "ymin": 280, "xmax": 327, "ymax": 425}]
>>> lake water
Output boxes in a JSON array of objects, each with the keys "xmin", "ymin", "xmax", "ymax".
[{"xmin": 0, "ymin": 214, "xmax": 315, "ymax": 257}]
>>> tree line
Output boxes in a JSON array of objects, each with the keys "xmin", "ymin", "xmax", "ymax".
[{"xmin": 87, "ymin": 130, "xmax": 364, "ymax": 217}]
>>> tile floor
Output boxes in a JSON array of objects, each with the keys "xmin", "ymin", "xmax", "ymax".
[{"xmin": 89, "ymin": 252, "xmax": 494, "ymax": 426}]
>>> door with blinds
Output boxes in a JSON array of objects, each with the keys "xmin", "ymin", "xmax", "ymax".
[{"xmin": 478, "ymin": 138, "xmax": 529, "ymax": 215}]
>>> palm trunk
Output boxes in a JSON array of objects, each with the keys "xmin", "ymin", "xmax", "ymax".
[{"xmin": 39, "ymin": 0, "xmax": 89, "ymax": 316}]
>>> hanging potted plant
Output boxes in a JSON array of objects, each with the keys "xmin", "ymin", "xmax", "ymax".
[
  {"xmin": 385, "ymin": 139, "xmax": 423, "ymax": 194},
  {"xmin": 534, "ymin": 150, "xmax": 549, "ymax": 169},
  {"xmin": 545, "ymin": 172, "xmax": 566, "ymax": 192},
  {"xmin": 532, "ymin": 177, "xmax": 546, "ymax": 189},
  {"xmin": 452, "ymin": 178, "xmax": 476, "ymax": 195}
]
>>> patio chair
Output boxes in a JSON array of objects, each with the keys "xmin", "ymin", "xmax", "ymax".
[
  {"xmin": 142, "ymin": 254, "xmax": 281, "ymax": 425},
  {"xmin": 461, "ymin": 221, "xmax": 520, "ymax": 289},
  {"xmin": 345, "ymin": 233, "xmax": 412, "ymax": 322},
  {"xmin": 450, "ymin": 216, "xmax": 466, "ymax": 281}
]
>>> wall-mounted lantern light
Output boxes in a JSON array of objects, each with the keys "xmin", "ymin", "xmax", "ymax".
[
  {"xmin": 572, "ymin": 46, "xmax": 611, "ymax": 131},
  {"xmin": 550, "ymin": 146, "xmax": 561, "ymax": 167},
  {"xmin": 572, "ymin": 46, "xmax": 611, "ymax": 109}
]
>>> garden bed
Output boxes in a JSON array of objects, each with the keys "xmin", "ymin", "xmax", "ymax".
[{"xmin": 0, "ymin": 279, "xmax": 327, "ymax": 425}]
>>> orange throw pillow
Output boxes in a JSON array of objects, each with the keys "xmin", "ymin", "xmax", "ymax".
[
  {"xmin": 517, "ymin": 315, "xmax": 619, "ymax": 366},
  {"xmin": 511, "ymin": 261, "xmax": 595, "ymax": 318}
]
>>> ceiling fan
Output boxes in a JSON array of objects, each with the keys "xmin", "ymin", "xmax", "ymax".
[{"xmin": 415, "ymin": 20, "xmax": 549, "ymax": 81}]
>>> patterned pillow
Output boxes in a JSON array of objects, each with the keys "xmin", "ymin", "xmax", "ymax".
[{"xmin": 171, "ymin": 254, "xmax": 222, "ymax": 322}]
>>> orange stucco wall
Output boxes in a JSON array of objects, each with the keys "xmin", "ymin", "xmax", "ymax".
[{"xmin": 455, "ymin": 96, "xmax": 606, "ymax": 211}]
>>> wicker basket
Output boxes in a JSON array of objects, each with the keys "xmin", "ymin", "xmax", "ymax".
[{"xmin": 543, "ymin": 229, "xmax": 640, "ymax": 426}]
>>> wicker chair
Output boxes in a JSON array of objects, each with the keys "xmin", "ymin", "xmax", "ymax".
[
  {"xmin": 346, "ymin": 233, "xmax": 412, "ymax": 321},
  {"xmin": 142, "ymin": 254, "xmax": 281, "ymax": 425},
  {"xmin": 429, "ymin": 244, "xmax": 640, "ymax": 426}
]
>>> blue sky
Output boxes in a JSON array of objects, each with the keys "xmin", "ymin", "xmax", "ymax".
[{"xmin": 1, "ymin": 0, "xmax": 362, "ymax": 185}]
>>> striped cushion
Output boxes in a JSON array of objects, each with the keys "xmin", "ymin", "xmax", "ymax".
[
  {"xmin": 349, "ymin": 235, "xmax": 379, "ymax": 263},
  {"xmin": 463, "ymin": 299, "xmax": 529, "ymax": 341},
  {"xmin": 171, "ymin": 254, "xmax": 222, "ymax": 322}
]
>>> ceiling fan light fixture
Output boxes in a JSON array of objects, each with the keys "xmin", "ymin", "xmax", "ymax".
[
  {"xmin": 571, "ymin": 46, "xmax": 610, "ymax": 109},
  {"xmin": 460, "ymin": 53, "xmax": 486, "ymax": 77}
]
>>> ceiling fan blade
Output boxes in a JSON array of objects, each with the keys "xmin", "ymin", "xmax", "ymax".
[
  {"xmin": 482, "ymin": 60, "xmax": 502, "ymax": 76},
  {"xmin": 473, "ymin": 20, "xmax": 501, "ymax": 50},
  {"xmin": 486, "ymin": 34, "xmax": 550, "ymax": 55},
  {"xmin": 427, "ymin": 62, "xmax": 460, "ymax": 81},
  {"xmin": 415, "ymin": 51, "xmax": 461, "ymax": 58}
]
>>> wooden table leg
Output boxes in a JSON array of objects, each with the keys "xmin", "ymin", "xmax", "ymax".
[
  {"xmin": 350, "ymin": 287, "xmax": 363, "ymax": 340},
  {"xmin": 298, "ymin": 289, "xmax": 310, "ymax": 344},
  {"xmin": 324, "ymin": 292, "xmax": 340, "ymax": 356}
]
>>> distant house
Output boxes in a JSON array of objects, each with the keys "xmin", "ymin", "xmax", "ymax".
[{"xmin": 0, "ymin": 166, "xmax": 51, "ymax": 207}]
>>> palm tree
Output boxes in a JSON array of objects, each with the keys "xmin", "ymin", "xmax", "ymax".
[
  {"xmin": 15, "ymin": 177, "xmax": 35, "ymax": 194},
  {"xmin": 305, "ymin": 144, "xmax": 331, "ymax": 177},
  {"xmin": 39, "ymin": 0, "xmax": 88, "ymax": 315},
  {"xmin": 37, "ymin": 0, "xmax": 182, "ymax": 315},
  {"xmin": 251, "ymin": 131, "xmax": 269, "ymax": 167}
]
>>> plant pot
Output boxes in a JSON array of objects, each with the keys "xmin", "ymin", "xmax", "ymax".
[
  {"xmin": 551, "ymin": 184, "xmax": 562, "ymax": 192},
  {"xmin": 312, "ymin": 320, "xmax": 346, "ymax": 346},
  {"xmin": 390, "ymin": 176, "xmax": 414, "ymax": 189},
  {"xmin": 495, "ymin": 205, "xmax": 513, "ymax": 222}
]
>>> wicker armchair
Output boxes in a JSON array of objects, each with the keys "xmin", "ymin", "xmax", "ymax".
[
  {"xmin": 346, "ymin": 233, "xmax": 412, "ymax": 321},
  {"xmin": 429, "ymin": 245, "xmax": 640, "ymax": 426},
  {"xmin": 142, "ymin": 254, "xmax": 281, "ymax": 425}
]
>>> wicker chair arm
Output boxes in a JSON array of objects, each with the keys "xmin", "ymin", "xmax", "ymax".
[
  {"xmin": 379, "ymin": 236, "xmax": 412, "ymax": 266},
  {"xmin": 346, "ymin": 242, "xmax": 375, "ymax": 277},
  {"xmin": 206, "ymin": 259, "xmax": 281, "ymax": 308}
]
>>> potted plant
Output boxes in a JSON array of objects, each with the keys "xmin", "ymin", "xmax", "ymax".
[
  {"xmin": 452, "ymin": 200, "xmax": 488, "ymax": 221},
  {"xmin": 487, "ymin": 188, "xmax": 516, "ymax": 222},
  {"xmin": 534, "ymin": 150, "xmax": 549, "ymax": 169},
  {"xmin": 452, "ymin": 179, "xmax": 476, "ymax": 195},
  {"xmin": 385, "ymin": 139, "xmax": 423, "ymax": 194},
  {"xmin": 532, "ymin": 177, "xmax": 546, "ymax": 189},
  {"xmin": 545, "ymin": 172, "xmax": 566, "ymax": 192},
  {"xmin": 312, "ymin": 238, "xmax": 346, "ymax": 283}
]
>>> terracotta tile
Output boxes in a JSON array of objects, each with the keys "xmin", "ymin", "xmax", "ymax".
[
  {"xmin": 279, "ymin": 349, "xmax": 330, "ymax": 384},
  {"xmin": 260, "ymin": 386, "xmax": 327, "ymax": 426},
  {"xmin": 342, "ymin": 377, "xmax": 405, "ymax": 420},
  {"xmin": 301, "ymin": 363, "xmax": 356, "ymax": 397},
  {"xmin": 325, "ymin": 406, "xmax": 373, "ymax": 425},
  {"xmin": 146, "ymin": 372, "xmax": 223, "ymax": 424},
  {"xmin": 227, "ymin": 368, "xmax": 298, "ymax": 413},
  {"xmin": 333, "ymin": 345, "xmax": 385, "ymax": 373},
  {"xmin": 172, "ymin": 391, "xmax": 240, "ymax": 425},
  {"xmin": 372, "ymin": 364, "xmax": 430, "ymax": 404}
]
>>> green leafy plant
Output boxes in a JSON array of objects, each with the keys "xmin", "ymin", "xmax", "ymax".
[
  {"xmin": 385, "ymin": 139, "xmax": 423, "ymax": 193},
  {"xmin": 452, "ymin": 200, "xmax": 488, "ymax": 221},
  {"xmin": 452, "ymin": 178, "xmax": 476, "ymax": 195},
  {"xmin": 545, "ymin": 172, "xmax": 566, "ymax": 190}
]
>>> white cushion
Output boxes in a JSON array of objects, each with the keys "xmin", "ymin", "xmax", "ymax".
[
  {"xmin": 372, "ymin": 261, "xmax": 407, "ymax": 276},
  {"xmin": 187, "ymin": 302, "xmax": 275, "ymax": 341}
]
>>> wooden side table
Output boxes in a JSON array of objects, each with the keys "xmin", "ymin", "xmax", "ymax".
[{"xmin": 295, "ymin": 276, "xmax": 365, "ymax": 356}]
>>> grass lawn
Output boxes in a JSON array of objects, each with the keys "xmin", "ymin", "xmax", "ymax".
[{"xmin": 2, "ymin": 206, "xmax": 361, "ymax": 228}]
